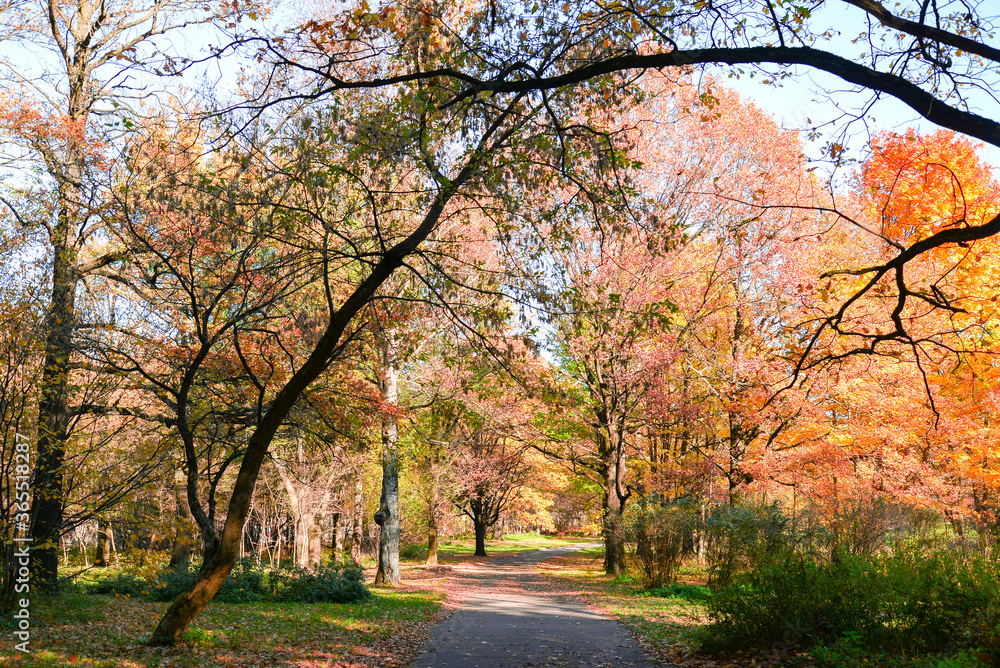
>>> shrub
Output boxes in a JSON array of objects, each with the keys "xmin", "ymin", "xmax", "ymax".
[
  {"xmin": 399, "ymin": 544, "xmax": 425, "ymax": 559},
  {"xmin": 274, "ymin": 563, "xmax": 371, "ymax": 604},
  {"xmin": 89, "ymin": 558, "xmax": 371, "ymax": 605},
  {"xmin": 217, "ymin": 558, "xmax": 270, "ymax": 602},
  {"xmin": 641, "ymin": 583, "xmax": 712, "ymax": 601},
  {"xmin": 146, "ymin": 564, "xmax": 197, "ymax": 602},
  {"xmin": 880, "ymin": 549, "xmax": 1000, "ymax": 652},
  {"xmin": 703, "ymin": 547, "xmax": 1000, "ymax": 655},
  {"xmin": 148, "ymin": 558, "xmax": 270, "ymax": 603},
  {"xmin": 620, "ymin": 499, "xmax": 697, "ymax": 588},
  {"xmin": 87, "ymin": 572, "xmax": 149, "ymax": 597},
  {"xmin": 704, "ymin": 551, "xmax": 884, "ymax": 651},
  {"xmin": 705, "ymin": 502, "xmax": 789, "ymax": 589}
]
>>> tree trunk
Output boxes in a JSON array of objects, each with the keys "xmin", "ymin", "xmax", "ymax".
[
  {"xmin": 426, "ymin": 507, "xmax": 439, "ymax": 567},
  {"xmin": 602, "ymin": 439, "xmax": 628, "ymax": 575},
  {"xmin": 426, "ymin": 526, "xmax": 439, "ymax": 565},
  {"xmin": 294, "ymin": 516, "xmax": 310, "ymax": 569},
  {"xmin": 374, "ymin": 346, "xmax": 400, "ymax": 586},
  {"xmin": 332, "ymin": 512, "xmax": 343, "ymax": 564},
  {"xmin": 94, "ymin": 520, "xmax": 110, "ymax": 568},
  {"xmin": 473, "ymin": 514, "xmax": 488, "ymax": 557},
  {"xmin": 350, "ymin": 472, "xmax": 363, "ymax": 566},
  {"xmin": 31, "ymin": 238, "xmax": 78, "ymax": 588},
  {"xmin": 425, "ymin": 465, "xmax": 441, "ymax": 566},
  {"xmin": 275, "ymin": 457, "xmax": 321, "ymax": 569},
  {"xmin": 168, "ymin": 468, "xmax": 195, "ymax": 568},
  {"xmin": 308, "ymin": 514, "xmax": 323, "ymax": 567}
]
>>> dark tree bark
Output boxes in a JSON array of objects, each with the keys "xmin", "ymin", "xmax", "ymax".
[
  {"xmin": 467, "ymin": 499, "xmax": 501, "ymax": 557},
  {"xmin": 31, "ymin": 145, "xmax": 84, "ymax": 589},
  {"xmin": 425, "ymin": 467, "xmax": 442, "ymax": 566},
  {"xmin": 601, "ymin": 458, "xmax": 627, "ymax": 575},
  {"xmin": 374, "ymin": 342, "xmax": 401, "ymax": 586},
  {"xmin": 472, "ymin": 503, "xmax": 488, "ymax": 557},
  {"xmin": 595, "ymin": 409, "xmax": 631, "ymax": 575}
]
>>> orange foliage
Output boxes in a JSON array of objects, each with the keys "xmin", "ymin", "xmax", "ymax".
[{"xmin": 859, "ymin": 129, "xmax": 1000, "ymax": 245}]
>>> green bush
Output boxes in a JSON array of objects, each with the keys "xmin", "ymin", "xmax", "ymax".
[
  {"xmin": 87, "ymin": 572, "xmax": 149, "ymax": 597},
  {"xmin": 135, "ymin": 559, "xmax": 371, "ymax": 604},
  {"xmin": 147, "ymin": 558, "xmax": 271, "ymax": 603},
  {"xmin": 620, "ymin": 499, "xmax": 697, "ymax": 588},
  {"xmin": 811, "ymin": 644, "xmax": 992, "ymax": 668},
  {"xmin": 705, "ymin": 502, "xmax": 789, "ymax": 589},
  {"xmin": 399, "ymin": 544, "xmax": 425, "ymax": 559},
  {"xmin": 703, "ymin": 548, "xmax": 1000, "ymax": 656},
  {"xmin": 704, "ymin": 551, "xmax": 884, "ymax": 651},
  {"xmin": 274, "ymin": 563, "xmax": 371, "ymax": 603},
  {"xmin": 145, "ymin": 564, "xmax": 197, "ymax": 602}
]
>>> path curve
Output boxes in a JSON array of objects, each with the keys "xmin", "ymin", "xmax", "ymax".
[{"xmin": 410, "ymin": 543, "xmax": 658, "ymax": 668}]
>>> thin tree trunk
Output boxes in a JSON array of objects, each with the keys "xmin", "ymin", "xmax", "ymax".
[
  {"xmin": 332, "ymin": 512, "xmax": 343, "ymax": 564},
  {"xmin": 350, "ymin": 472, "xmax": 363, "ymax": 566},
  {"xmin": 94, "ymin": 520, "xmax": 110, "ymax": 567},
  {"xmin": 275, "ymin": 458, "xmax": 312, "ymax": 569},
  {"xmin": 426, "ymin": 494, "xmax": 439, "ymax": 566},
  {"xmin": 78, "ymin": 528, "xmax": 90, "ymax": 567},
  {"xmin": 374, "ymin": 338, "xmax": 400, "ymax": 586},
  {"xmin": 425, "ymin": 464, "xmax": 441, "ymax": 566},
  {"xmin": 169, "ymin": 467, "xmax": 195, "ymax": 568}
]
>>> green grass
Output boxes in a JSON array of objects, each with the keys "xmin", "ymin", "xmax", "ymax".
[
  {"xmin": 536, "ymin": 545, "xmax": 709, "ymax": 662},
  {"xmin": 399, "ymin": 533, "xmax": 593, "ymax": 561}
]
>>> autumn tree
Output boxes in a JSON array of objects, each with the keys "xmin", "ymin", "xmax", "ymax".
[
  {"xmin": 499, "ymin": 74, "xmax": 822, "ymax": 570},
  {"xmin": 782, "ymin": 129, "xmax": 1000, "ymax": 528},
  {"xmin": 110, "ymin": 36, "xmax": 639, "ymax": 643},
  {"xmin": 0, "ymin": 0, "xmax": 270, "ymax": 589},
  {"xmin": 0, "ymin": 252, "xmax": 44, "ymax": 605},
  {"xmin": 453, "ymin": 428, "xmax": 530, "ymax": 557},
  {"xmin": 358, "ymin": 193, "xmax": 515, "ymax": 583},
  {"xmin": 251, "ymin": 0, "xmax": 1000, "ymax": 368}
]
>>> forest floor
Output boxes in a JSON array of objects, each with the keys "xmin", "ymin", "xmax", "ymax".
[
  {"xmin": 0, "ymin": 536, "xmax": 833, "ymax": 668},
  {"xmin": 0, "ymin": 535, "xmax": 592, "ymax": 667}
]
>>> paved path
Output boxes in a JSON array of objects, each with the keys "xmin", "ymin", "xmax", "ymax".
[{"xmin": 411, "ymin": 544, "xmax": 658, "ymax": 668}]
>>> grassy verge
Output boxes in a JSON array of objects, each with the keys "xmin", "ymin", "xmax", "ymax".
[
  {"xmin": 3, "ymin": 587, "xmax": 443, "ymax": 667},
  {"xmin": 537, "ymin": 546, "xmax": 713, "ymax": 665}
]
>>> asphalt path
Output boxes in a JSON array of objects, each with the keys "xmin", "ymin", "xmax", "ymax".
[{"xmin": 410, "ymin": 543, "xmax": 659, "ymax": 668}]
